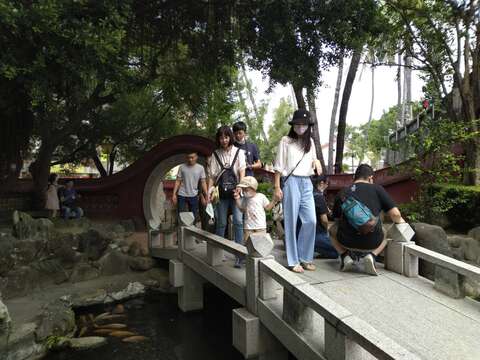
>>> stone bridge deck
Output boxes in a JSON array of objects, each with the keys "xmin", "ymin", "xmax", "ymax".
[{"xmin": 183, "ymin": 242, "xmax": 480, "ymax": 360}]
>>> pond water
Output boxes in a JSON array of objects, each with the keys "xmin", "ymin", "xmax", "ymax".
[{"xmin": 45, "ymin": 285, "xmax": 244, "ymax": 360}]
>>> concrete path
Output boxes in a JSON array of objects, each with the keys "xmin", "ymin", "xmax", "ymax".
[{"xmin": 191, "ymin": 242, "xmax": 480, "ymax": 360}]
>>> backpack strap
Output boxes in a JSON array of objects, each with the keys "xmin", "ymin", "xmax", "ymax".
[{"xmin": 213, "ymin": 151, "xmax": 225, "ymax": 170}]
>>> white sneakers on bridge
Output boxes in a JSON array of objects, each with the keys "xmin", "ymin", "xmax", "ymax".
[{"xmin": 340, "ymin": 252, "xmax": 378, "ymax": 276}]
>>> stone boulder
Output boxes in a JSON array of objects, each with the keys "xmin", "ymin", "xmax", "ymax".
[
  {"xmin": 459, "ymin": 237, "xmax": 480, "ymax": 264},
  {"xmin": 69, "ymin": 336, "xmax": 107, "ymax": 351},
  {"xmin": 31, "ymin": 259, "xmax": 70, "ymax": 285},
  {"xmin": 97, "ymin": 250, "xmax": 130, "ymax": 276},
  {"xmin": 12, "ymin": 211, "xmax": 53, "ymax": 241},
  {"xmin": 128, "ymin": 257, "xmax": 155, "ymax": 271},
  {"xmin": 434, "ymin": 267, "xmax": 465, "ymax": 298},
  {"xmin": 0, "ymin": 295, "xmax": 12, "ymax": 350},
  {"xmin": 0, "ymin": 233, "xmax": 15, "ymax": 276},
  {"xmin": 467, "ymin": 226, "xmax": 480, "ymax": 241},
  {"xmin": 411, "ymin": 223, "xmax": 452, "ymax": 280},
  {"xmin": 77, "ymin": 229, "xmax": 110, "ymax": 261},
  {"xmin": 69, "ymin": 263, "xmax": 100, "ymax": 283},
  {"xmin": 34, "ymin": 299, "xmax": 76, "ymax": 342},
  {"xmin": 14, "ymin": 239, "xmax": 46, "ymax": 265},
  {"xmin": 2, "ymin": 266, "xmax": 44, "ymax": 299}
]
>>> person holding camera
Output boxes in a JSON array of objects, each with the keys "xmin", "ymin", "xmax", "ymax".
[
  {"xmin": 274, "ymin": 109, "xmax": 322, "ymax": 273},
  {"xmin": 207, "ymin": 125, "xmax": 246, "ymax": 267}
]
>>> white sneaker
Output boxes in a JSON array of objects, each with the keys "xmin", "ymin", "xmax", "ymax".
[
  {"xmin": 340, "ymin": 254, "xmax": 354, "ymax": 272},
  {"xmin": 363, "ymin": 254, "xmax": 378, "ymax": 276}
]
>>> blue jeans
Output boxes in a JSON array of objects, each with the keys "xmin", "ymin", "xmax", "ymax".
[
  {"xmin": 283, "ymin": 176, "xmax": 316, "ymax": 266},
  {"xmin": 62, "ymin": 206, "xmax": 83, "ymax": 220},
  {"xmin": 178, "ymin": 195, "xmax": 199, "ymax": 219},
  {"xmin": 214, "ymin": 197, "xmax": 243, "ymax": 246},
  {"xmin": 315, "ymin": 228, "xmax": 338, "ymax": 258}
]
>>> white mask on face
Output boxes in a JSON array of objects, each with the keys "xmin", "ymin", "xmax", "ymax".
[
  {"xmin": 244, "ymin": 189, "xmax": 255, "ymax": 198},
  {"xmin": 293, "ymin": 125, "xmax": 308, "ymax": 135}
]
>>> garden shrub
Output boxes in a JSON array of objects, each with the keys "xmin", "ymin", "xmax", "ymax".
[{"xmin": 425, "ymin": 184, "xmax": 480, "ymax": 231}]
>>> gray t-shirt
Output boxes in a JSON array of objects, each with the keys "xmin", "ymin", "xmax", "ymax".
[{"xmin": 177, "ymin": 163, "xmax": 206, "ymax": 197}]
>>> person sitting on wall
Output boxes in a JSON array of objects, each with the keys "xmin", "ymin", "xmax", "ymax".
[
  {"xmin": 59, "ymin": 180, "xmax": 84, "ymax": 220},
  {"xmin": 172, "ymin": 152, "xmax": 208, "ymax": 222},
  {"xmin": 331, "ymin": 164, "xmax": 406, "ymax": 275},
  {"xmin": 311, "ymin": 175, "xmax": 338, "ymax": 259}
]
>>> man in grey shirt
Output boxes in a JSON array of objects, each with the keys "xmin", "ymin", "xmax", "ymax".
[{"xmin": 172, "ymin": 152, "xmax": 208, "ymax": 220}]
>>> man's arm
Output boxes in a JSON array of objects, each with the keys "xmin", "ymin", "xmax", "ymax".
[
  {"xmin": 387, "ymin": 207, "xmax": 405, "ymax": 224},
  {"xmin": 172, "ymin": 178, "xmax": 182, "ymax": 205},
  {"xmin": 320, "ymin": 213, "xmax": 329, "ymax": 230}
]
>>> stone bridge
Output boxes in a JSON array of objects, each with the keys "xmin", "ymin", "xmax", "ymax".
[{"xmin": 170, "ymin": 215, "xmax": 480, "ymax": 360}]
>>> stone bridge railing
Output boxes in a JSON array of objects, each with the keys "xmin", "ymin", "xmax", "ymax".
[{"xmin": 169, "ymin": 216, "xmax": 420, "ymax": 360}]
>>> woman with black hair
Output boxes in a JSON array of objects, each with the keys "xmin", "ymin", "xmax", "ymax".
[
  {"xmin": 274, "ymin": 110, "xmax": 322, "ymax": 273},
  {"xmin": 207, "ymin": 125, "xmax": 246, "ymax": 267}
]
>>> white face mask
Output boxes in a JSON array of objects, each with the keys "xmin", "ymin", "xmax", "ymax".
[
  {"xmin": 244, "ymin": 189, "xmax": 255, "ymax": 198},
  {"xmin": 293, "ymin": 125, "xmax": 308, "ymax": 135}
]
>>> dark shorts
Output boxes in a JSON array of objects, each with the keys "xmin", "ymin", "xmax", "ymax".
[{"xmin": 337, "ymin": 221, "xmax": 384, "ymax": 250}]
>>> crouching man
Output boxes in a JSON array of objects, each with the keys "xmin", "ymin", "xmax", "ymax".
[{"xmin": 331, "ymin": 164, "xmax": 406, "ymax": 275}]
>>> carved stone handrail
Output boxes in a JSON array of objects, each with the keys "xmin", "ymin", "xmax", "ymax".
[
  {"xmin": 259, "ymin": 259, "xmax": 419, "ymax": 360},
  {"xmin": 404, "ymin": 243, "xmax": 480, "ymax": 281}
]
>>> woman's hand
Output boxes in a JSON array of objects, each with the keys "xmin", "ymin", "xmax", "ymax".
[
  {"xmin": 313, "ymin": 159, "xmax": 322, "ymax": 175},
  {"xmin": 274, "ymin": 187, "xmax": 283, "ymax": 201}
]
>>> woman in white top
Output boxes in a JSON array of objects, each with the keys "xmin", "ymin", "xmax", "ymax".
[
  {"xmin": 208, "ymin": 125, "xmax": 246, "ymax": 267},
  {"xmin": 274, "ymin": 109, "xmax": 322, "ymax": 273},
  {"xmin": 45, "ymin": 173, "xmax": 60, "ymax": 218}
]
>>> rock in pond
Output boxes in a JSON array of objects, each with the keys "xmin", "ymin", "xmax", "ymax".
[{"xmin": 69, "ymin": 336, "xmax": 107, "ymax": 351}]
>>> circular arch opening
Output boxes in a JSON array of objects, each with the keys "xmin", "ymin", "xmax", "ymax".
[{"xmin": 143, "ymin": 154, "xmax": 207, "ymax": 229}]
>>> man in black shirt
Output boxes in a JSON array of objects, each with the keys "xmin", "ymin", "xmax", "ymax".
[
  {"xmin": 233, "ymin": 121, "xmax": 261, "ymax": 177},
  {"xmin": 312, "ymin": 175, "xmax": 337, "ymax": 258},
  {"xmin": 331, "ymin": 164, "xmax": 406, "ymax": 275}
]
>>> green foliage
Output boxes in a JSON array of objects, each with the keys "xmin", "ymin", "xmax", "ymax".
[
  {"xmin": 256, "ymin": 181, "xmax": 275, "ymax": 222},
  {"xmin": 238, "ymin": 0, "xmax": 383, "ymax": 90}
]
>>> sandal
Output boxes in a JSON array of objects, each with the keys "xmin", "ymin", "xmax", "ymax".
[
  {"xmin": 301, "ymin": 262, "xmax": 316, "ymax": 271},
  {"xmin": 289, "ymin": 264, "xmax": 304, "ymax": 273}
]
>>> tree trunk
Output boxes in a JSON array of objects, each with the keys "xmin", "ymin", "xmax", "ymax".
[
  {"xmin": 92, "ymin": 151, "xmax": 108, "ymax": 177},
  {"xmin": 334, "ymin": 49, "xmax": 362, "ymax": 174},
  {"xmin": 240, "ymin": 62, "xmax": 268, "ymax": 142},
  {"xmin": 108, "ymin": 150, "xmax": 116, "ymax": 176},
  {"xmin": 365, "ymin": 64, "xmax": 375, "ymax": 146},
  {"xmin": 30, "ymin": 141, "xmax": 55, "ymax": 209},
  {"xmin": 293, "ymin": 84, "xmax": 306, "ymax": 109},
  {"xmin": 306, "ymin": 86, "xmax": 327, "ymax": 174},
  {"xmin": 396, "ymin": 52, "xmax": 403, "ymax": 127},
  {"xmin": 404, "ymin": 54, "xmax": 413, "ymax": 123},
  {"xmin": 464, "ymin": 137, "xmax": 480, "ymax": 186},
  {"xmin": 328, "ymin": 56, "xmax": 344, "ymax": 174}
]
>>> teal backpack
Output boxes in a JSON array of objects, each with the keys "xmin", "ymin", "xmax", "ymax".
[{"xmin": 341, "ymin": 186, "xmax": 378, "ymax": 235}]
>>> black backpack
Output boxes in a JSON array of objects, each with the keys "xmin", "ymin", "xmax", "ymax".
[{"xmin": 213, "ymin": 148, "xmax": 240, "ymax": 199}]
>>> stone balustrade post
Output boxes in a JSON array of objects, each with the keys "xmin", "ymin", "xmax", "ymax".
[
  {"xmin": 234, "ymin": 232, "xmax": 288, "ymax": 360},
  {"xmin": 324, "ymin": 321, "xmax": 362, "ymax": 360},
  {"xmin": 245, "ymin": 232, "xmax": 275, "ymax": 315},
  {"xmin": 282, "ymin": 287, "xmax": 315, "ymax": 335},
  {"xmin": 178, "ymin": 212, "xmax": 196, "ymax": 253},
  {"xmin": 385, "ymin": 223, "xmax": 416, "ymax": 275},
  {"xmin": 404, "ymin": 251, "xmax": 419, "ymax": 277},
  {"xmin": 206, "ymin": 243, "xmax": 224, "ymax": 266},
  {"xmin": 178, "ymin": 265, "xmax": 205, "ymax": 312}
]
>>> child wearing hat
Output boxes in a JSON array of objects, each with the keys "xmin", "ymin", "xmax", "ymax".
[{"xmin": 233, "ymin": 176, "xmax": 278, "ymax": 266}]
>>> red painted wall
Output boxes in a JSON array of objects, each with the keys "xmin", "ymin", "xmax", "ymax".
[{"xmin": 4, "ymin": 135, "xmax": 420, "ymax": 222}]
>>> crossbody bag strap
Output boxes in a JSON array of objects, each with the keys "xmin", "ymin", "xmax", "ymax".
[{"xmin": 283, "ymin": 151, "xmax": 306, "ymax": 185}]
